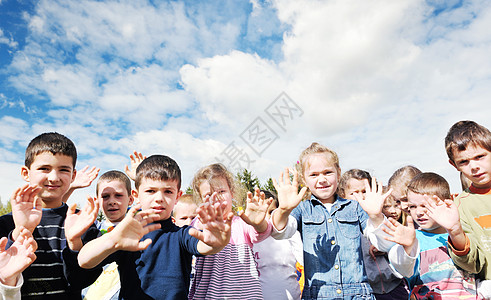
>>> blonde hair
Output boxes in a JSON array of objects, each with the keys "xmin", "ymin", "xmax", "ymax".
[
  {"xmin": 179, "ymin": 193, "xmax": 199, "ymax": 205},
  {"xmin": 387, "ymin": 165, "xmax": 422, "ymax": 197},
  {"xmin": 191, "ymin": 163, "xmax": 246, "ymax": 212}
]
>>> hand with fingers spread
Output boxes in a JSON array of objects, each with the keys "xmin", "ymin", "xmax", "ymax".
[
  {"xmin": 78, "ymin": 205, "xmax": 161, "ymax": 269},
  {"xmin": 65, "ymin": 196, "xmax": 101, "ymax": 251},
  {"xmin": 382, "ymin": 216, "xmax": 416, "ymax": 255},
  {"xmin": 239, "ymin": 188, "xmax": 273, "ymax": 233},
  {"xmin": 272, "ymin": 168, "xmax": 308, "ymax": 231},
  {"xmin": 0, "ymin": 227, "xmax": 37, "ymax": 286},
  {"xmin": 354, "ymin": 177, "xmax": 392, "ymax": 227},
  {"xmin": 423, "ymin": 195, "xmax": 467, "ymax": 250},
  {"xmin": 62, "ymin": 166, "xmax": 100, "ymax": 203},
  {"xmin": 11, "ymin": 185, "xmax": 42, "ymax": 241},
  {"xmin": 191, "ymin": 200, "xmax": 233, "ymax": 255},
  {"xmin": 124, "ymin": 151, "xmax": 146, "ymax": 181}
]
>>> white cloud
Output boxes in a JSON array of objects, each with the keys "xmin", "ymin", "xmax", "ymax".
[{"xmin": 0, "ymin": 28, "xmax": 18, "ymax": 48}]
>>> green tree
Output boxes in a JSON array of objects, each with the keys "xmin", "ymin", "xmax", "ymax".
[
  {"xmin": 236, "ymin": 169, "xmax": 260, "ymax": 193},
  {"xmin": 260, "ymin": 177, "xmax": 277, "ymax": 195},
  {"xmin": 0, "ymin": 200, "xmax": 12, "ymax": 216}
]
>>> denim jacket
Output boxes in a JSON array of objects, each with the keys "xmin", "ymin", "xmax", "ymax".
[{"xmin": 273, "ymin": 195, "xmax": 375, "ymax": 299}]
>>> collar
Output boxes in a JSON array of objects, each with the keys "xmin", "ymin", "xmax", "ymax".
[
  {"xmin": 155, "ymin": 217, "xmax": 174, "ymax": 228},
  {"xmin": 469, "ymin": 185, "xmax": 491, "ymax": 195},
  {"xmin": 310, "ymin": 194, "xmax": 350, "ymax": 209}
]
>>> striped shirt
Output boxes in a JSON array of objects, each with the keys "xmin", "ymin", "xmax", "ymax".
[{"xmin": 189, "ymin": 216, "xmax": 272, "ymax": 300}]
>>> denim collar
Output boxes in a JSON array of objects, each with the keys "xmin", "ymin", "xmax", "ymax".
[{"xmin": 310, "ymin": 194, "xmax": 351, "ymax": 213}]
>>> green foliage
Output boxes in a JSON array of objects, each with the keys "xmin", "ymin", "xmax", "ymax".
[
  {"xmin": 236, "ymin": 169, "xmax": 261, "ymax": 193},
  {"xmin": 0, "ymin": 200, "xmax": 12, "ymax": 216},
  {"xmin": 97, "ymin": 210, "xmax": 105, "ymax": 222},
  {"xmin": 260, "ymin": 177, "xmax": 277, "ymax": 195},
  {"xmin": 185, "ymin": 186, "xmax": 193, "ymax": 194}
]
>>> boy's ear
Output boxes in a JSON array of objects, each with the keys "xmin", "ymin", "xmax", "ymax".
[
  {"xmin": 128, "ymin": 193, "xmax": 135, "ymax": 206},
  {"xmin": 175, "ymin": 190, "xmax": 183, "ymax": 204},
  {"xmin": 449, "ymin": 159, "xmax": 458, "ymax": 170},
  {"xmin": 131, "ymin": 189, "xmax": 139, "ymax": 204},
  {"xmin": 71, "ymin": 169, "xmax": 77, "ymax": 183},
  {"xmin": 171, "ymin": 216, "xmax": 176, "ymax": 223},
  {"xmin": 21, "ymin": 166, "xmax": 30, "ymax": 182}
]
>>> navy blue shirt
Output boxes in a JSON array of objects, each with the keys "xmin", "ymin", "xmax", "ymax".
[{"xmin": 104, "ymin": 218, "xmax": 201, "ymax": 300}]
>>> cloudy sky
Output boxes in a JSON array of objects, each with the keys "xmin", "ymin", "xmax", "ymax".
[{"xmin": 1, "ymin": 0, "xmax": 490, "ymax": 206}]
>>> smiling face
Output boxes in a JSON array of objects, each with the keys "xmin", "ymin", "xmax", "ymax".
[
  {"xmin": 21, "ymin": 152, "xmax": 76, "ymax": 208},
  {"xmin": 198, "ymin": 177, "xmax": 233, "ymax": 214},
  {"xmin": 451, "ymin": 144, "xmax": 491, "ymax": 189},
  {"xmin": 407, "ymin": 191, "xmax": 445, "ymax": 234},
  {"xmin": 132, "ymin": 178, "xmax": 182, "ymax": 221},
  {"xmin": 303, "ymin": 154, "xmax": 339, "ymax": 203},
  {"xmin": 98, "ymin": 180, "xmax": 133, "ymax": 223}
]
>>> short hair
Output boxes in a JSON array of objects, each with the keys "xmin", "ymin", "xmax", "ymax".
[
  {"xmin": 338, "ymin": 169, "xmax": 372, "ymax": 199},
  {"xmin": 178, "ymin": 194, "xmax": 198, "ymax": 205},
  {"xmin": 407, "ymin": 172, "xmax": 451, "ymax": 200},
  {"xmin": 25, "ymin": 132, "xmax": 77, "ymax": 168},
  {"xmin": 297, "ymin": 142, "xmax": 341, "ymax": 186},
  {"xmin": 191, "ymin": 163, "xmax": 245, "ymax": 211},
  {"xmin": 445, "ymin": 120, "xmax": 491, "ymax": 163},
  {"xmin": 388, "ymin": 165, "xmax": 422, "ymax": 197},
  {"xmin": 96, "ymin": 170, "xmax": 132, "ymax": 196},
  {"xmin": 261, "ymin": 189, "xmax": 278, "ymax": 208},
  {"xmin": 135, "ymin": 155, "xmax": 181, "ymax": 190}
]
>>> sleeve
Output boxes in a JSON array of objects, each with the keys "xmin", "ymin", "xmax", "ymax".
[
  {"xmin": 0, "ymin": 274, "xmax": 23, "ymax": 300},
  {"xmin": 448, "ymin": 198, "xmax": 487, "ymax": 275},
  {"xmin": 63, "ymin": 224, "xmax": 104, "ymax": 289},
  {"xmin": 271, "ymin": 208, "xmax": 300, "ymax": 240},
  {"xmin": 363, "ymin": 216, "xmax": 397, "ymax": 253},
  {"xmin": 244, "ymin": 218, "xmax": 272, "ymax": 244},
  {"xmin": 181, "ymin": 226, "xmax": 202, "ymax": 257},
  {"xmin": 387, "ymin": 240, "xmax": 420, "ymax": 278}
]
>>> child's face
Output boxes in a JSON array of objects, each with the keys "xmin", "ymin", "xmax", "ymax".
[
  {"xmin": 21, "ymin": 152, "xmax": 76, "ymax": 208},
  {"xmin": 172, "ymin": 202, "xmax": 198, "ymax": 227},
  {"xmin": 98, "ymin": 180, "xmax": 133, "ymax": 223},
  {"xmin": 382, "ymin": 197, "xmax": 402, "ymax": 221},
  {"xmin": 303, "ymin": 154, "xmax": 338, "ymax": 203},
  {"xmin": 132, "ymin": 178, "xmax": 182, "ymax": 221},
  {"xmin": 391, "ymin": 189, "xmax": 409, "ymax": 214},
  {"xmin": 451, "ymin": 144, "xmax": 491, "ymax": 189},
  {"xmin": 344, "ymin": 178, "xmax": 368, "ymax": 200},
  {"xmin": 407, "ymin": 191, "xmax": 444, "ymax": 233},
  {"xmin": 199, "ymin": 177, "xmax": 233, "ymax": 214}
]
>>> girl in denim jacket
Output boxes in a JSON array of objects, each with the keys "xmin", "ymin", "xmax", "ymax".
[{"xmin": 271, "ymin": 142, "xmax": 392, "ymax": 299}]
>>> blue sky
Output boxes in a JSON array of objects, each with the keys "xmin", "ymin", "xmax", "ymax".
[{"xmin": 1, "ymin": 0, "xmax": 491, "ymax": 205}]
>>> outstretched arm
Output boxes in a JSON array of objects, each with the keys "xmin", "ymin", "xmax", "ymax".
[
  {"xmin": 65, "ymin": 196, "xmax": 100, "ymax": 251},
  {"xmin": 190, "ymin": 197, "xmax": 233, "ymax": 255},
  {"xmin": 11, "ymin": 185, "xmax": 42, "ymax": 241},
  {"xmin": 238, "ymin": 188, "xmax": 272, "ymax": 233},
  {"xmin": 62, "ymin": 166, "xmax": 100, "ymax": 203},
  {"xmin": 0, "ymin": 227, "xmax": 37, "ymax": 287},
  {"xmin": 354, "ymin": 178, "xmax": 392, "ymax": 227},
  {"xmin": 423, "ymin": 195, "xmax": 466, "ymax": 250},
  {"xmin": 78, "ymin": 206, "xmax": 161, "ymax": 268},
  {"xmin": 272, "ymin": 168, "xmax": 307, "ymax": 231},
  {"xmin": 124, "ymin": 151, "xmax": 146, "ymax": 181}
]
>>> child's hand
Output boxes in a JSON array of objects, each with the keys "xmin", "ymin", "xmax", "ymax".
[
  {"xmin": 423, "ymin": 195, "xmax": 460, "ymax": 232},
  {"xmin": 239, "ymin": 188, "xmax": 272, "ymax": 233},
  {"xmin": 11, "ymin": 185, "xmax": 42, "ymax": 240},
  {"xmin": 191, "ymin": 200, "xmax": 233, "ymax": 254},
  {"xmin": 0, "ymin": 227, "xmax": 37, "ymax": 286},
  {"xmin": 382, "ymin": 216, "xmax": 416, "ymax": 255},
  {"xmin": 354, "ymin": 178, "xmax": 391, "ymax": 226},
  {"xmin": 109, "ymin": 206, "xmax": 161, "ymax": 251},
  {"xmin": 369, "ymin": 245, "xmax": 385, "ymax": 261},
  {"xmin": 273, "ymin": 168, "xmax": 307, "ymax": 211},
  {"xmin": 65, "ymin": 196, "xmax": 100, "ymax": 251},
  {"xmin": 124, "ymin": 151, "xmax": 146, "ymax": 181},
  {"xmin": 71, "ymin": 166, "xmax": 100, "ymax": 189}
]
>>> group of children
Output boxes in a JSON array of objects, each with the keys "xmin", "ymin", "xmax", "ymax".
[{"xmin": 1, "ymin": 119, "xmax": 491, "ymax": 299}]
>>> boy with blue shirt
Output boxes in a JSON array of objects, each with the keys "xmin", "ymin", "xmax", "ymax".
[{"xmin": 78, "ymin": 155, "xmax": 233, "ymax": 299}]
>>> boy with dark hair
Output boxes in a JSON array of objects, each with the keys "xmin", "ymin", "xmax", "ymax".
[
  {"xmin": 441, "ymin": 120, "xmax": 491, "ymax": 296},
  {"xmin": 0, "ymin": 132, "xmax": 102, "ymax": 299},
  {"xmin": 78, "ymin": 155, "xmax": 233, "ymax": 299}
]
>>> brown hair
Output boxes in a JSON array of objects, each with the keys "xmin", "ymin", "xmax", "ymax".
[
  {"xmin": 388, "ymin": 165, "xmax": 422, "ymax": 197},
  {"xmin": 445, "ymin": 120, "xmax": 491, "ymax": 163},
  {"xmin": 25, "ymin": 132, "xmax": 77, "ymax": 168},
  {"xmin": 407, "ymin": 172, "xmax": 451, "ymax": 200},
  {"xmin": 97, "ymin": 170, "xmax": 132, "ymax": 196},
  {"xmin": 191, "ymin": 163, "xmax": 246, "ymax": 212},
  {"xmin": 135, "ymin": 155, "xmax": 181, "ymax": 190},
  {"xmin": 338, "ymin": 169, "xmax": 372, "ymax": 199}
]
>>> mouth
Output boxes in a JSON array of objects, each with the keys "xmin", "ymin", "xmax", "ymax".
[{"xmin": 152, "ymin": 206, "xmax": 165, "ymax": 212}]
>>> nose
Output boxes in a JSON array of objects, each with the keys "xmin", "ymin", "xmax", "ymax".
[
  {"xmin": 469, "ymin": 160, "xmax": 480, "ymax": 173},
  {"xmin": 416, "ymin": 206, "xmax": 426, "ymax": 217},
  {"xmin": 47, "ymin": 170, "xmax": 60, "ymax": 181},
  {"xmin": 154, "ymin": 191, "xmax": 164, "ymax": 202}
]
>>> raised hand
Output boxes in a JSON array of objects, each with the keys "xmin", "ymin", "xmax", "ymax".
[
  {"xmin": 382, "ymin": 216, "xmax": 416, "ymax": 255},
  {"xmin": 423, "ymin": 195, "xmax": 460, "ymax": 232},
  {"xmin": 124, "ymin": 151, "xmax": 146, "ymax": 181},
  {"xmin": 71, "ymin": 166, "xmax": 99, "ymax": 189},
  {"xmin": 239, "ymin": 188, "xmax": 272, "ymax": 232},
  {"xmin": 190, "ymin": 200, "xmax": 233, "ymax": 254},
  {"xmin": 11, "ymin": 185, "xmax": 42, "ymax": 240},
  {"xmin": 65, "ymin": 196, "xmax": 100, "ymax": 251},
  {"xmin": 354, "ymin": 177, "xmax": 391, "ymax": 226},
  {"xmin": 0, "ymin": 227, "xmax": 37, "ymax": 286},
  {"xmin": 273, "ymin": 168, "xmax": 308, "ymax": 211},
  {"xmin": 110, "ymin": 206, "xmax": 161, "ymax": 251}
]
